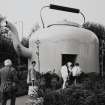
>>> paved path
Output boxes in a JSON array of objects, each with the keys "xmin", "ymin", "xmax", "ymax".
[{"xmin": 7, "ymin": 95, "xmax": 28, "ymax": 105}]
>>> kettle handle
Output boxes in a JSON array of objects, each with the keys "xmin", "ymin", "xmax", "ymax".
[
  {"xmin": 50, "ymin": 4, "xmax": 80, "ymax": 14},
  {"xmin": 40, "ymin": 4, "xmax": 85, "ymax": 28}
]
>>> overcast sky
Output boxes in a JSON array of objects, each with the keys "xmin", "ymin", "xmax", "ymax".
[{"xmin": 0, "ymin": 0, "xmax": 105, "ymax": 38}]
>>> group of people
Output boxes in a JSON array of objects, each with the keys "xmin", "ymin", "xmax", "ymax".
[
  {"xmin": 0, "ymin": 58, "xmax": 82, "ymax": 105},
  {"xmin": 0, "ymin": 59, "xmax": 40, "ymax": 105},
  {"xmin": 61, "ymin": 62, "xmax": 82, "ymax": 89}
]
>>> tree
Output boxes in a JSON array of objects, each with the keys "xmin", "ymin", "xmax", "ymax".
[
  {"xmin": 83, "ymin": 22, "xmax": 105, "ymax": 76},
  {"xmin": 0, "ymin": 16, "xmax": 28, "ymax": 67},
  {"xmin": 83, "ymin": 22, "xmax": 105, "ymax": 39}
]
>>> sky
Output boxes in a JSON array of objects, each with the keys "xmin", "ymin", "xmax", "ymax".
[{"xmin": 0, "ymin": 0, "xmax": 105, "ymax": 39}]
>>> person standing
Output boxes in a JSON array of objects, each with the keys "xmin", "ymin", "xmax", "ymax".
[
  {"xmin": 0, "ymin": 59, "xmax": 18, "ymax": 105},
  {"xmin": 60, "ymin": 62, "xmax": 72, "ymax": 89},
  {"xmin": 27, "ymin": 61, "xmax": 39, "ymax": 97},
  {"xmin": 71, "ymin": 62, "xmax": 82, "ymax": 85},
  {"xmin": 27, "ymin": 61, "xmax": 37, "ymax": 86}
]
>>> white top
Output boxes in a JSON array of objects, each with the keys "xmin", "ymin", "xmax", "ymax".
[
  {"xmin": 29, "ymin": 66, "xmax": 36, "ymax": 81},
  {"xmin": 72, "ymin": 66, "xmax": 82, "ymax": 77},
  {"xmin": 30, "ymin": 67, "xmax": 35, "ymax": 81},
  {"xmin": 61, "ymin": 65, "xmax": 68, "ymax": 79},
  {"xmin": 61, "ymin": 65, "xmax": 72, "ymax": 80}
]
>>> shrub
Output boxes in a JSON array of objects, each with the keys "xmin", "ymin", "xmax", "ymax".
[{"xmin": 43, "ymin": 72, "xmax": 105, "ymax": 105}]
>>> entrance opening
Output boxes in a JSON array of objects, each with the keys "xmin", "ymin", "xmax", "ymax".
[{"xmin": 62, "ymin": 54, "xmax": 78, "ymax": 65}]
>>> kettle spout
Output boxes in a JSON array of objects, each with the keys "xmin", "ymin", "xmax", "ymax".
[{"xmin": 7, "ymin": 21, "xmax": 32, "ymax": 58}]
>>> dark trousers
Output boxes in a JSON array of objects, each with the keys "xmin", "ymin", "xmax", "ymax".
[{"xmin": 1, "ymin": 91, "xmax": 16, "ymax": 105}]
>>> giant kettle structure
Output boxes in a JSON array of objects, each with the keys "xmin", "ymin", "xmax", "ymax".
[{"xmin": 9, "ymin": 4, "xmax": 99, "ymax": 75}]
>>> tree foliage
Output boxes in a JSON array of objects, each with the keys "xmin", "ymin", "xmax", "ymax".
[
  {"xmin": 0, "ymin": 17, "xmax": 28, "ymax": 67},
  {"xmin": 83, "ymin": 22, "xmax": 105, "ymax": 39},
  {"xmin": 83, "ymin": 22, "xmax": 105, "ymax": 75}
]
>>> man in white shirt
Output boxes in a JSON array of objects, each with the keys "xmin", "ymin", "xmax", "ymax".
[
  {"xmin": 60, "ymin": 62, "xmax": 72, "ymax": 89},
  {"xmin": 72, "ymin": 63, "xmax": 82, "ymax": 85}
]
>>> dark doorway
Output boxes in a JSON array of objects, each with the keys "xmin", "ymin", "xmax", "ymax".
[{"xmin": 62, "ymin": 54, "xmax": 77, "ymax": 65}]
